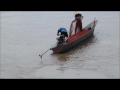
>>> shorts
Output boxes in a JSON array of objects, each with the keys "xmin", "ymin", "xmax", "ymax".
[
  {"xmin": 61, "ymin": 32, "xmax": 68, "ymax": 37},
  {"xmin": 56, "ymin": 35, "xmax": 65, "ymax": 42}
]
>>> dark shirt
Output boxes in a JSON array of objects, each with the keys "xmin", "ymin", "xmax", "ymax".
[{"xmin": 75, "ymin": 18, "xmax": 82, "ymax": 33}]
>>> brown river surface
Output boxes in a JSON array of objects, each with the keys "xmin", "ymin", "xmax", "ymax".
[{"xmin": 0, "ymin": 11, "xmax": 119, "ymax": 78}]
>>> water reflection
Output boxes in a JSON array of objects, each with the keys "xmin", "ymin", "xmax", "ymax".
[
  {"xmin": 51, "ymin": 53, "xmax": 70, "ymax": 61},
  {"xmin": 51, "ymin": 34, "xmax": 98, "ymax": 61}
]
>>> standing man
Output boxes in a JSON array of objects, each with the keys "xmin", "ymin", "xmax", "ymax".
[{"xmin": 75, "ymin": 13, "xmax": 83, "ymax": 33}]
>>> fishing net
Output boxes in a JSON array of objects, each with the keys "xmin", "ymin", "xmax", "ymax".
[{"xmin": 66, "ymin": 19, "xmax": 89, "ymax": 43}]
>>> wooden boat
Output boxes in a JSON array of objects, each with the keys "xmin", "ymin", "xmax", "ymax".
[{"xmin": 50, "ymin": 19, "xmax": 98, "ymax": 53}]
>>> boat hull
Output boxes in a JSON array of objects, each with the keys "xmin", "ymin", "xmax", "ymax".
[{"xmin": 51, "ymin": 20, "xmax": 98, "ymax": 53}]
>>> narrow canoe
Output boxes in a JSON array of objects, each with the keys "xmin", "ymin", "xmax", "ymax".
[{"xmin": 50, "ymin": 19, "xmax": 98, "ymax": 53}]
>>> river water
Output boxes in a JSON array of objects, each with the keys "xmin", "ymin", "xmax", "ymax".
[{"xmin": 0, "ymin": 11, "xmax": 119, "ymax": 79}]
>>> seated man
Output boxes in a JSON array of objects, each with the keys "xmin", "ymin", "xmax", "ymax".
[{"xmin": 56, "ymin": 27, "xmax": 68, "ymax": 44}]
